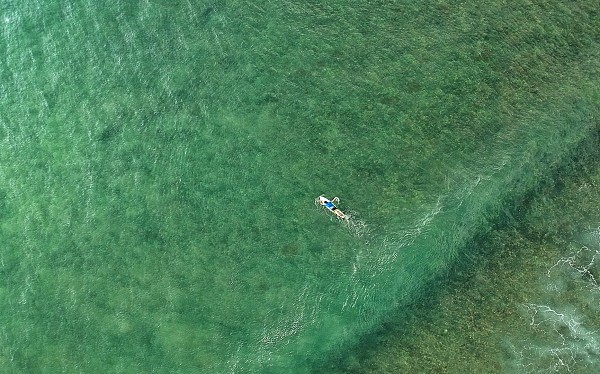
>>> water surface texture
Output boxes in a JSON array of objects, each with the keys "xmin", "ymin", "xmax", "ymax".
[{"xmin": 0, "ymin": 1, "xmax": 598, "ymax": 372}]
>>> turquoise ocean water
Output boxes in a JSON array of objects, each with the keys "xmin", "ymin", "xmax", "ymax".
[{"xmin": 1, "ymin": 1, "xmax": 599, "ymax": 373}]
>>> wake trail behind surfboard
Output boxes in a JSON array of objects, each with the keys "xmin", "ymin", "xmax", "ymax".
[
  {"xmin": 314, "ymin": 197, "xmax": 370, "ymax": 240},
  {"xmin": 343, "ymin": 210, "xmax": 371, "ymax": 240}
]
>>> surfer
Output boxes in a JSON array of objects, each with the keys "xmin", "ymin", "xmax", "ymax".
[{"xmin": 318, "ymin": 195, "xmax": 348, "ymax": 220}]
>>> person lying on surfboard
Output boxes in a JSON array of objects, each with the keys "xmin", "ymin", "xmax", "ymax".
[{"xmin": 318, "ymin": 195, "xmax": 348, "ymax": 220}]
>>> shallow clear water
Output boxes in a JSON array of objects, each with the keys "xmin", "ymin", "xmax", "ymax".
[{"xmin": 0, "ymin": 1, "xmax": 598, "ymax": 372}]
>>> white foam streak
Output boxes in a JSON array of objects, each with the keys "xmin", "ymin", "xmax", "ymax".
[{"xmin": 509, "ymin": 229, "xmax": 600, "ymax": 372}]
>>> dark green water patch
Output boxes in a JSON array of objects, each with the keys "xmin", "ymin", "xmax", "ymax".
[{"xmin": 327, "ymin": 82, "xmax": 600, "ymax": 374}]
